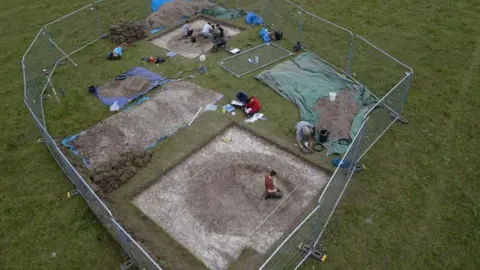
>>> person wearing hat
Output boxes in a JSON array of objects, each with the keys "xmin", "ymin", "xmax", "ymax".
[{"xmin": 295, "ymin": 121, "xmax": 315, "ymax": 152}]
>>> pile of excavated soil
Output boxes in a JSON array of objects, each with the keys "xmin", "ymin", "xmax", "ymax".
[
  {"xmin": 90, "ymin": 150, "xmax": 154, "ymax": 194},
  {"xmin": 109, "ymin": 20, "xmax": 148, "ymax": 44},
  {"xmin": 146, "ymin": 0, "xmax": 214, "ymax": 30},
  {"xmin": 72, "ymin": 81, "xmax": 222, "ymax": 169},
  {"xmin": 313, "ymin": 90, "xmax": 360, "ymax": 140}
]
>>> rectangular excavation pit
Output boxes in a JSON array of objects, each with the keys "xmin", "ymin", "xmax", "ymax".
[
  {"xmin": 151, "ymin": 18, "xmax": 243, "ymax": 59},
  {"xmin": 133, "ymin": 126, "xmax": 330, "ymax": 269},
  {"xmin": 70, "ymin": 81, "xmax": 222, "ymax": 169}
]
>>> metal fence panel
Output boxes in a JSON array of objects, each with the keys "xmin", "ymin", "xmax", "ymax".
[
  {"xmin": 357, "ymin": 73, "xmax": 412, "ymax": 161},
  {"xmin": 260, "ymin": 121, "xmax": 367, "ymax": 270},
  {"xmin": 300, "ymin": 9, "xmax": 354, "ymax": 74},
  {"xmin": 23, "ymin": 1, "xmax": 161, "ymax": 269},
  {"xmin": 218, "ymin": 43, "xmax": 292, "ymax": 77},
  {"xmin": 257, "ymin": 1, "xmax": 413, "ymax": 269},
  {"xmin": 111, "ymin": 218, "xmax": 163, "ymax": 269},
  {"xmin": 45, "ymin": 3, "xmax": 103, "ymax": 57},
  {"xmin": 262, "ymin": 0, "xmax": 302, "ymax": 44}
]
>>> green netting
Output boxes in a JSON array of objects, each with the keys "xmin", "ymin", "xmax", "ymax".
[
  {"xmin": 200, "ymin": 7, "xmax": 246, "ymax": 19},
  {"xmin": 255, "ymin": 52, "xmax": 377, "ymax": 154},
  {"xmin": 219, "ymin": 43, "xmax": 292, "ymax": 77}
]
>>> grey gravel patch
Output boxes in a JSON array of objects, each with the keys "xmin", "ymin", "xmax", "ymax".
[
  {"xmin": 72, "ymin": 81, "xmax": 222, "ymax": 169},
  {"xmin": 133, "ymin": 127, "xmax": 329, "ymax": 270}
]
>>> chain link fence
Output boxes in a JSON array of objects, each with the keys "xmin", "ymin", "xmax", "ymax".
[
  {"xmin": 255, "ymin": 0, "xmax": 413, "ymax": 268},
  {"xmin": 22, "ymin": 0, "xmax": 161, "ymax": 269}
]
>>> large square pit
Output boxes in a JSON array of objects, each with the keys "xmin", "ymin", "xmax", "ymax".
[
  {"xmin": 151, "ymin": 19, "xmax": 242, "ymax": 59},
  {"xmin": 133, "ymin": 126, "xmax": 330, "ymax": 269}
]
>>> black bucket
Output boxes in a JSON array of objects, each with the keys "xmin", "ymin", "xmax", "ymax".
[{"xmin": 319, "ymin": 130, "xmax": 329, "ymax": 143}]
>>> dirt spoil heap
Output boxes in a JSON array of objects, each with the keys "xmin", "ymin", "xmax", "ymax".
[
  {"xmin": 109, "ymin": 21, "xmax": 148, "ymax": 44},
  {"xmin": 146, "ymin": 0, "xmax": 214, "ymax": 30},
  {"xmin": 89, "ymin": 150, "xmax": 154, "ymax": 194}
]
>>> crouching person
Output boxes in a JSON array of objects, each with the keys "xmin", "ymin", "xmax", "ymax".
[
  {"xmin": 264, "ymin": 171, "xmax": 283, "ymax": 200},
  {"xmin": 243, "ymin": 96, "xmax": 261, "ymax": 117}
]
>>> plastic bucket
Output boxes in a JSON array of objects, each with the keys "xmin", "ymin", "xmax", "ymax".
[
  {"xmin": 319, "ymin": 129, "xmax": 329, "ymax": 143},
  {"xmin": 199, "ymin": 55, "xmax": 206, "ymax": 62},
  {"xmin": 329, "ymin": 92, "xmax": 337, "ymax": 101}
]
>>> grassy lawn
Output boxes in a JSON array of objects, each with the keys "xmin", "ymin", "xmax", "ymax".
[{"xmin": 1, "ymin": 0, "xmax": 479, "ymax": 270}]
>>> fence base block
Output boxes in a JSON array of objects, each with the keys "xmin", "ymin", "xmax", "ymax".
[
  {"xmin": 66, "ymin": 189, "xmax": 80, "ymax": 199},
  {"xmin": 389, "ymin": 112, "xmax": 409, "ymax": 124},
  {"xmin": 298, "ymin": 242, "xmax": 327, "ymax": 262},
  {"xmin": 120, "ymin": 259, "xmax": 135, "ymax": 270}
]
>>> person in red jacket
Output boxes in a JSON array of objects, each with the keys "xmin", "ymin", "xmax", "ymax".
[
  {"xmin": 243, "ymin": 96, "xmax": 261, "ymax": 117},
  {"xmin": 264, "ymin": 170, "xmax": 282, "ymax": 200}
]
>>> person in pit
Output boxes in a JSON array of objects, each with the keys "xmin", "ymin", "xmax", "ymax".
[
  {"xmin": 213, "ymin": 23, "xmax": 225, "ymax": 39},
  {"xmin": 182, "ymin": 20, "xmax": 194, "ymax": 37},
  {"xmin": 201, "ymin": 22, "xmax": 214, "ymax": 38},
  {"xmin": 264, "ymin": 170, "xmax": 282, "ymax": 200}
]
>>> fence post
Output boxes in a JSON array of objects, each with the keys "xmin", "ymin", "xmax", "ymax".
[
  {"xmin": 346, "ymin": 33, "xmax": 354, "ymax": 76},
  {"xmin": 399, "ymin": 71, "xmax": 413, "ymax": 116},
  {"xmin": 298, "ymin": 7, "xmax": 303, "ymax": 44}
]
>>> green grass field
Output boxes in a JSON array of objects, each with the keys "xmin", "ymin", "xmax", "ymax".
[{"xmin": 1, "ymin": 0, "xmax": 479, "ymax": 269}]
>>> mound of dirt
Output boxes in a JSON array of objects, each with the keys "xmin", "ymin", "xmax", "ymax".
[
  {"xmin": 146, "ymin": 0, "xmax": 214, "ymax": 30},
  {"xmin": 109, "ymin": 20, "xmax": 148, "ymax": 44},
  {"xmin": 313, "ymin": 90, "xmax": 360, "ymax": 140},
  {"xmin": 90, "ymin": 150, "xmax": 154, "ymax": 194}
]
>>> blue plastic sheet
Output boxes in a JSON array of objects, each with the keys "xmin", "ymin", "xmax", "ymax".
[
  {"xmin": 152, "ymin": 0, "xmax": 171, "ymax": 12},
  {"xmin": 245, "ymin": 12, "xmax": 263, "ymax": 25},
  {"xmin": 92, "ymin": 67, "xmax": 170, "ymax": 109},
  {"xmin": 151, "ymin": 27, "xmax": 165, "ymax": 34},
  {"xmin": 260, "ymin": 28, "xmax": 270, "ymax": 43}
]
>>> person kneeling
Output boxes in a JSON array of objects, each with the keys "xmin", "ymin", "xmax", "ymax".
[
  {"xmin": 264, "ymin": 171, "xmax": 282, "ymax": 200},
  {"xmin": 243, "ymin": 96, "xmax": 261, "ymax": 117},
  {"xmin": 201, "ymin": 22, "xmax": 213, "ymax": 39},
  {"xmin": 107, "ymin": 43, "xmax": 126, "ymax": 60}
]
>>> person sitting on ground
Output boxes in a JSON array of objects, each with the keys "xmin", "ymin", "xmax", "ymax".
[
  {"xmin": 107, "ymin": 43, "xmax": 127, "ymax": 60},
  {"xmin": 201, "ymin": 22, "xmax": 213, "ymax": 39},
  {"xmin": 236, "ymin": 91, "xmax": 248, "ymax": 104},
  {"xmin": 182, "ymin": 20, "xmax": 194, "ymax": 37},
  {"xmin": 214, "ymin": 24, "xmax": 225, "ymax": 39},
  {"xmin": 295, "ymin": 121, "xmax": 315, "ymax": 152},
  {"xmin": 243, "ymin": 96, "xmax": 261, "ymax": 117},
  {"xmin": 264, "ymin": 170, "xmax": 282, "ymax": 200}
]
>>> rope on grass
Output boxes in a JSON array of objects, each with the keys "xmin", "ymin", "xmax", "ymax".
[{"xmin": 227, "ymin": 177, "xmax": 309, "ymax": 260}]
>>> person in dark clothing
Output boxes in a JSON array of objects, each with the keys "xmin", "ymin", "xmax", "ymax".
[
  {"xmin": 236, "ymin": 91, "xmax": 248, "ymax": 104},
  {"xmin": 214, "ymin": 24, "xmax": 225, "ymax": 39},
  {"xmin": 264, "ymin": 171, "xmax": 282, "ymax": 200}
]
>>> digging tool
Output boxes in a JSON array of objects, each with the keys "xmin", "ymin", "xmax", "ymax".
[
  {"xmin": 176, "ymin": 68, "xmax": 196, "ymax": 76},
  {"xmin": 298, "ymin": 242, "xmax": 327, "ymax": 262},
  {"xmin": 175, "ymin": 75, "xmax": 195, "ymax": 82}
]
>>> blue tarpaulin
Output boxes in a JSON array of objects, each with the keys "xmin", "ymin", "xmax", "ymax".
[
  {"xmin": 245, "ymin": 12, "xmax": 263, "ymax": 25},
  {"xmin": 260, "ymin": 28, "xmax": 270, "ymax": 43},
  {"xmin": 152, "ymin": 0, "xmax": 171, "ymax": 11},
  {"xmin": 92, "ymin": 67, "xmax": 170, "ymax": 109}
]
